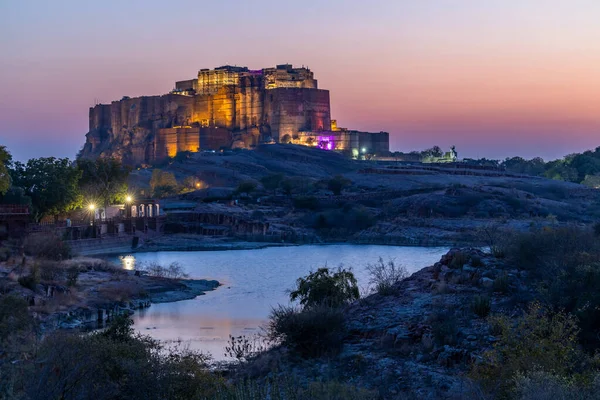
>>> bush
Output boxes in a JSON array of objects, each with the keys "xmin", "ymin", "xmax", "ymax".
[
  {"xmin": 493, "ymin": 272, "xmax": 510, "ymax": 293},
  {"xmin": 24, "ymin": 233, "xmax": 71, "ymax": 260},
  {"xmin": 366, "ymin": 257, "xmax": 408, "ymax": 295},
  {"xmin": 39, "ymin": 261, "xmax": 61, "ymax": 282},
  {"xmin": 311, "ymin": 207, "xmax": 376, "ymax": 234},
  {"xmin": 267, "ymin": 305, "xmax": 346, "ymax": 358},
  {"xmin": 513, "ymin": 370, "xmax": 600, "ymax": 400},
  {"xmin": 260, "ymin": 173, "xmax": 284, "ymax": 194},
  {"xmin": 236, "ymin": 181, "xmax": 257, "ymax": 195},
  {"xmin": 290, "ymin": 267, "xmax": 359, "ymax": 308},
  {"xmin": 471, "ymin": 295, "xmax": 491, "ymax": 318},
  {"xmin": 293, "ymin": 196, "xmax": 320, "ymax": 210},
  {"xmin": 327, "ymin": 175, "xmax": 351, "ymax": 196},
  {"xmin": 472, "ymin": 302, "xmax": 594, "ymax": 398},
  {"xmin": 0, "ymin": 295, "xmax": 34, "ymax": 343},
  {"xmin": 140, "ymin": 261, "xmax": 189, "ymax": 279},
  {"xmin": 27, "ymin": 317, "xmax": 221, "ymax": 400},
  {"xmin": 66, "ymin": 267, "xmax": 79, "ymax": 287},
  {"xmin": 214, "ymin": 376, "xmax": 377, "ymax": 400},
  {"xmin": 224, "ymin": 334, "xmax": 268, "ymax": 363},
  {"xmin": 18, "ymin": 264, "xmax": 39, "ymax": 291},
  {"xmin": 500, "ymin": 227, "xmax": 600, "ymax": 349},
  {"xmin": 429, "ymin": 309, "xmax": 459, "ymax": 346}
]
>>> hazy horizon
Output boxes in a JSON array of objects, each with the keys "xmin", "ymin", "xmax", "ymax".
[{"xmin": 1, "ymin": 0, "xmax": 599, "ymax": 162}]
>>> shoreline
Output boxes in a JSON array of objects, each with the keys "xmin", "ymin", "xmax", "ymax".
[{"xmin": 80, "ymin": 234, "xmax": 471, "ymax": 258}]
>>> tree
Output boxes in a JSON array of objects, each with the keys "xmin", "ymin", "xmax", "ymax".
[
  {"xmin": 236, "ymin": 181, "xmax": 257, "ymax": 195},
  {"xmin": 260, "ymin": 173, "xmax": 284, "ymax": 195},
  {"xmin": 327, "ymin": 175, "xmax": 351, "ymax": 196},
  {"xmin": 0, "ymin": 146, "xmax": 11, "ymax": 195},
  {"xmin": 78, "ymin": 158, "xmax": 130, "ymax": 211},
  {"xmin": 150, "ymin": 169, "xmax": 178, "ymax": 198},
  {"xmin": 280, "ymin": 134, "xmax": 292, "ymax": 144},
  {"xmin": 10, "ymin": 157, "xmax": 82, "ymax": 221},
  {"xmin": 290, "ymin": 267, "xmax": 360, "ymax": 308}
]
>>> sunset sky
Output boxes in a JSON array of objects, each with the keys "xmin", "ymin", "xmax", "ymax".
[{"xmin": 1, "ymin": 0, "xmax": 599, "ymax": 162}]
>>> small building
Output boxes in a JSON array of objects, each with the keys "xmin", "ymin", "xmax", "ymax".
[{"xmin": 0, "ymin": 205, "xmax": 30, "ymax": 240}]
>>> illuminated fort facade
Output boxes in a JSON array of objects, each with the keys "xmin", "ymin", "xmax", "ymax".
[{"xmin": 81, "ymin": 64, "xmax": 389, "ymax": 164}]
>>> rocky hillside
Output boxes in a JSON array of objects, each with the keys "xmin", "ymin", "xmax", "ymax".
[
  {"xmin": 240, "ymin": 248, "xmax": 533, "ymax": 399},
  {"xmin": 136, "ymin": 145, "xmax": 600, "ymax": 247}
]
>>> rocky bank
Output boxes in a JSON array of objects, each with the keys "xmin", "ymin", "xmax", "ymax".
[
  {"xmin": 246, "ymin": 248, "xmax": 527, "ymax": 399},
  {"xmin": 0, "ymin": 257, "xmax": 220, "ymax": 332}
]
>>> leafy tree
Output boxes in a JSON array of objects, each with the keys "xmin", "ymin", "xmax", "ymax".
[
  {"xmin": 290, "ymin": 267, "xmax": 360, "ymax": 308},
  {"xmin": 236, "ymin": 181, "xmax": 257, "ymax": 195},
  {"xmin": 0, "ymin": 146, "xmax": 11, "ymax": 195},
  {"xmin": 0, "ymin": 187, "xmax": 32, "ymax": 207},
  {"xmin": 150, "ymin": 169, "xmax": 178, "ymax": 198},
  {"xmin": 78, "ymin": 158, "xmax": 130, "ymax": 210},
  {"xmin": 327, "ymin": 175, "xmax": 351, "ymax": 196},
  {"xmin": 260, "ymin": 173, "xmax": 284, "ymax": 194},
  {"xmin": 280, "ymin": 134, "xmax": 292, "ymax": 144},
  {"xmin": 10, "ymin": 157, "xmax": 82, "ymax": 221}
]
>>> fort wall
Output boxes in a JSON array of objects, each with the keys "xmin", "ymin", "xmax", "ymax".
[{"xmin": 81, "ymin": 64, "xmax": 388, "ymax": 165}]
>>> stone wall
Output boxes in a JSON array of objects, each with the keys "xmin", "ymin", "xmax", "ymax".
[
  {"xmin": 80, "ymin": 65, "xmax": 391, "ymax": 165},
  {"xmin": 266, "ymin": 88, "xmax": 331, "ymax": 142}
]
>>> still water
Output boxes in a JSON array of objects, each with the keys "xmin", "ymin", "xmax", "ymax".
[{"xmin": 122, "ymin": 245, "xmax": 448, "ymax": 360}]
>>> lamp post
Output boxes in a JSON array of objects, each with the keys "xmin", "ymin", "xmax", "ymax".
[
  {"xmin": 125, "ymin": 196, "xmax": 133, "ymax": 234},
  {"xmin": 89, "ymin": 204, "xmax": 96, "ymax": 238}
]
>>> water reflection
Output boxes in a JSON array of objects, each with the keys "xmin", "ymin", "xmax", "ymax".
[
  {"xmin": 119, "ymin": 245, "xmax": 449, "ymax": 361},
  {"xmin": 120, "ymin": 255, "xmax": 136, "ymax": 270}
]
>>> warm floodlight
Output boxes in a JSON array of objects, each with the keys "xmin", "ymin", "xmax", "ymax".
[
  {"xmin": 89, "ymin": 204, "xmax": 96, "ymax": 211},
  {"xmin": 126, "ymin": 196, "xmax": 132, "ymax": 203}
]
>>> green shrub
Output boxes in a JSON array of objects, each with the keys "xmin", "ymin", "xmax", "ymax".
[
  {"xmin": 500, "ymin": 227, "xmax": 600, "ymax": 349},
  {"xmin": 290, "ymin": 267, "xmax": 359, "ymax": 309},
  {"xmin": 472, "ymin": 302, "xmax": 594, "ymax": 398},
  {"xmin": 471, "ymin": 295, "xmax": 491, "ymax": 318},
  {"xmin": 267, "ymin": 305, "xmax": 346, "ymax": 358}
]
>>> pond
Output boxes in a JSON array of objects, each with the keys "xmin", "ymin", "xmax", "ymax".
[{"xmin": 121, "ymin": 244, "xmax": 449, "ymax": 360}]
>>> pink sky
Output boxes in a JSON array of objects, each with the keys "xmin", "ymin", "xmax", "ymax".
[{"xmin": 1, "ymin": 0, "xmax": 599, "ymax": 161}]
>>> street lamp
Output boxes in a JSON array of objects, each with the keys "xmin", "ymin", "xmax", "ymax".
[
  {"xmin": 125, "ymin": 196, "xmax": 133, "ymax": 233},
  {"xmin": 89, "ymin": 204, "xmax": 96, "ymax": 238}
]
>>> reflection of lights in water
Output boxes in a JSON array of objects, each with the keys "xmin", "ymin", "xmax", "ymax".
[{"xmin": 121, "ymin": 255, "xmax": 136, "ymax": 270}]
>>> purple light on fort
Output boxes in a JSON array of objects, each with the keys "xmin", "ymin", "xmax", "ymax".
[{"xmin": 317, "ymin": 136, "xmax": 335, "ymax": 150}]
